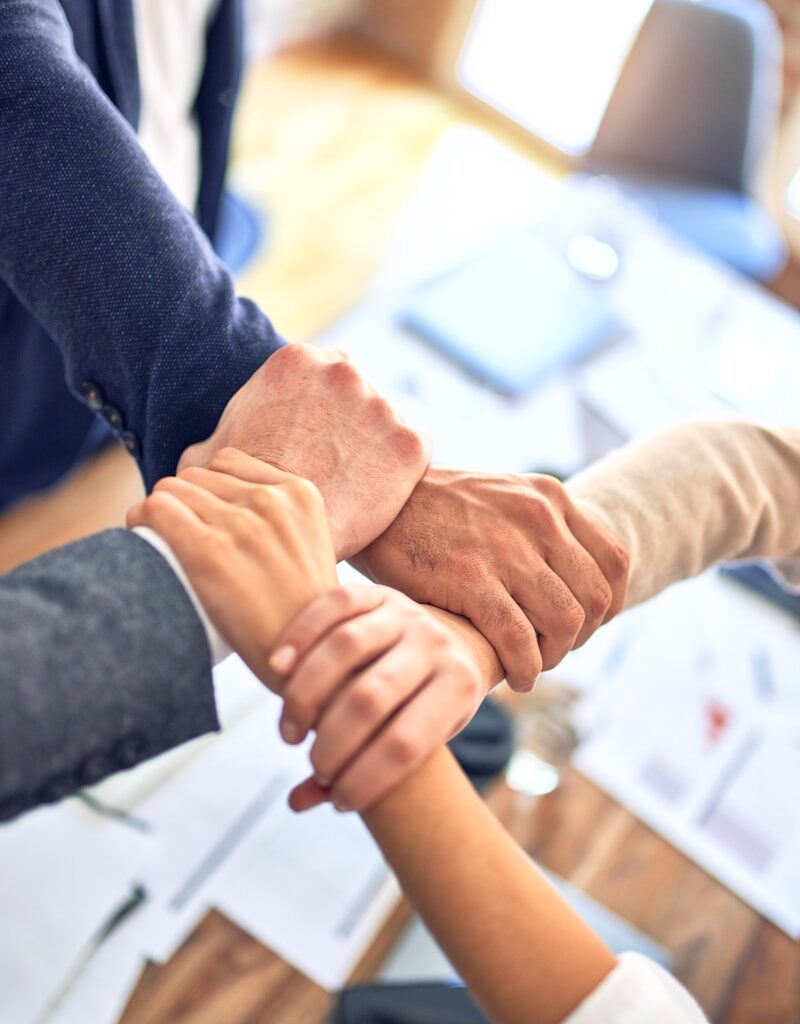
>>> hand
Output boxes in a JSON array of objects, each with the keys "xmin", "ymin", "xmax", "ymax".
[
  {"xmin": 127, "ymin": 448, "xmax": 338, "ymax": 689},
  {"xmin": 269, "ymin": 584, "xmax": 486, "ymax": 813},
  {"xmin": 178, "ymin": 344, "xmax": 431, "ymax": 560},
  {"xmin": 351, "ymin": 469, "xmax": 629, "ymax": 691}
]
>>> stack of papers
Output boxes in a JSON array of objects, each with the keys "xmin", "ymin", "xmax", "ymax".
[{"xmin": 0, "ymin": 661, "xmax": 400, "ymax": 1024}]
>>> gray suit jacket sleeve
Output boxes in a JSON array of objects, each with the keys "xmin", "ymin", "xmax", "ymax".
[{"xmin": 0, "ymin": 529, "xmax": 219, "ymax": 822}]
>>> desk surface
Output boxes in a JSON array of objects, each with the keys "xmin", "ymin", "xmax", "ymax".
[{"xmin": 3, "ymin": 32, "xmax": 799, "ymax": 1024}]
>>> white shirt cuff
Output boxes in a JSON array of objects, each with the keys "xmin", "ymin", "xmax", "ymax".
[
  {"xmin": 133, "ymin": 526, "xmax": 233, "ymax": 666},
  {"xmin": 563, "ymin": 952, "xmax": 708, "ymax": 1024}
]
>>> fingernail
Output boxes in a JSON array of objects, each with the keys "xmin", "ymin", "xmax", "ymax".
[
  {"xmin": 315, "ymin": 774, "xmax": 330, "ymax": 788},
  {"xmin": 270, "ymin": 645, "xmax": 297, "ymax": 675},
  {"xmin": 281, "ymin": 719, "xmax": 301, "ymax": 744},
  {"xmin": 333, "ymin": 798, "xmax": 352, "ymax": 813}
]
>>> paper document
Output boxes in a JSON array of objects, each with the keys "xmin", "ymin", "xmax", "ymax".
[
  {"xmin": 567, "ymin": 574, "xmax": 800, "ymax": 935},
  {"xmin": 130, "ymin": 667, "xmax": 400, "ymax": 989}
]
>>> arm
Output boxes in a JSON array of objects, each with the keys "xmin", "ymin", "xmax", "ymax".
[
  {"xmin": 0, "ymin": 4, "xmax": 431, "ymax": 554},
  {"xmin": 363, "ymin": 747, "xmax": 616, "ymax": 1024},
  {"xmin": 351, "ymin": 469, "xmax": 629, "ymax": 690},
  {"xmin": 0, "ymin": 529, "xmax": 217, "ymax": 822},
  {"xmin": 0, "ymin": 452, "xmax": 338, "ymax": 824},
  {"xmin": 566, "ymin": 420, "xmax": 800, "ymax": 608},
  {"xmin": 276, "ymin": 591, "xmax": 706, "ymax": 1022},
  {"xmin": 0, "ymin": 0, "xmax": 279, "ymax": 486},
  {"xmin": 362, "ymin": 746, "xmax": 707, "ymax": 1024}
]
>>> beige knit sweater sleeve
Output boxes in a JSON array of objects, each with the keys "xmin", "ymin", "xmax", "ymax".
[{"xmin": 566, "ymin": 420, "xmax": 800, "ymax": 609}]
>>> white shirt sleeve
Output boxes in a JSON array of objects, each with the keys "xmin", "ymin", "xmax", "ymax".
[
  {"xmin": 563, "ymin": 952, "xmax": 709, "ymax": 1024},
  {"xmin": 133, "ymin": 526, "xmax": 233, "ymax": 666}
]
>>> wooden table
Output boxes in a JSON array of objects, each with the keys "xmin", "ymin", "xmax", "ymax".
[{"xmin": 3, "ymin": 32, "xmax": 799, "ymax": 1024}]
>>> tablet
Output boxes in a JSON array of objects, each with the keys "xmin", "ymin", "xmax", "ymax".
[{"xmin": 399, "ymin": 232, "xmax": 621, "ymax": 397}]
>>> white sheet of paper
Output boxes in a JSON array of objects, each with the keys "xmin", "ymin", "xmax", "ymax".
[
  {"xmin": 126, "ymin": 661, "xmax": 400, "ymax": 989},
  {"xmin": 0, "ymin": 802, "xmax": 151, "ymax": 1024},
  {"xmin": 572, "ymin": 574, "xmax": 800, "ymax": 935},
  {"xmin": 211, "ymin": 797, "xmax": 399, "ymax": 991}
]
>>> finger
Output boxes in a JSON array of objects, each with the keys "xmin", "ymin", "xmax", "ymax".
[
  {"xmin": 515, "ymin": 565, "xmax": 585, "ymax": 672},
  {"xmin": 541, "ymin": 520, "xmax": 612, "ymax": 648},
  {"xmin": 462, "ymin": 585, "xmax": 542, "ymax": 692},
  {"xmin": 203, "ymin": 448, "xmax": 296, "ymax": 485},
  {"xmin": 308, "ymin": 640, "xmax": 435, "ymax": 785},
  {"xmin": 288, "ymin": 777, "xmax": 330, "ymax": 813},
  {"xmin": 329, "ymin": 668, "xmax": 475, "ymax": 812},
  {"xmin": 152, "ymin": 476, "xmax": 245, "ymax": 527},
  {"xmin": 177, "ymin": 465, "xmax": 286, "ymax": 510},
  {"xmin": 125, "ymin": 499, "xmax": 148, "ymax": 529},
  {"xmin": 127, "ymin": 491, "xmax": 209, "ymax": 563},
  {"xmin": 270, "ymin": 585, "xmax": 388, "ymax": 677},
  {"xmin": 279, "ymin": 605, "xmax": 405, "ymax": 744},
  {"xmin": 565, "ymin": 502, "xmax": 629, "ymax": 623}
]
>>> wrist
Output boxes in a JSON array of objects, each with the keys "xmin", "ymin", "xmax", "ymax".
[{"xmin": 131, "ymin": 526, "xmax": 233, "ymax": 666}]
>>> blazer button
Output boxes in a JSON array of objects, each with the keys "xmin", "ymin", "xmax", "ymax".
[
  {"xmin": 102, "ymin": 404, "xmax": 125, "ymax": 431},
  {"xmin": 80, "ymin": 381, "xmax": 105, "ymax": 412},
  {"xmin": 80, "ymin": 753, "xmax": 113, "ymax": 786},
  {"xmin": 115, "ymin": 735, "xmax": 147, "ymax": 768},
  {"xmin": 121, "ymin": 431, "xmax": 140, "ymax": 458},
  {"xmin": 38, "ymin": 775, "xmax": 76, "ymax": 804}
]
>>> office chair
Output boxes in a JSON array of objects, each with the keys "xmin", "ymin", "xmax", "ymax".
[{"xmin": 584, "ymin": 0, "xmax": 786, "ymax": 281}]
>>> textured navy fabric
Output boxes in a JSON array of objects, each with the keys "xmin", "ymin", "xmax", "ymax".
[
  {"xmin": 0, "ymin": 0, "xmax": 282, "ymax": 507},
  {"xmin": 0, "ymin": 529, "xmax": 217, "ymax": 822}
]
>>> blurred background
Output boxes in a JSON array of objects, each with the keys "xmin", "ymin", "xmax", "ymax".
[{"xmin": 3, "ymin": 3, "xmax": 800, "ymax": 1023}]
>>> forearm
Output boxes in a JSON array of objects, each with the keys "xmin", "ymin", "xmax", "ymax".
[
  {"xmin": 362, "ymin": 747, "xmax": 615, "ymax": 1024},
  {"xmin": 567, "ymin": 420, "xmax": 800, "ymax": 608},
  {"xmin": 0, "ymin": 0, "xmax": 281, "ymax": 485},
  {"xmin": 0, "ymin": 531, "xmax": 217, "ymax": 821}
]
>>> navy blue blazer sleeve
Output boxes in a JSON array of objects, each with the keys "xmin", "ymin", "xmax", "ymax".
[
  {"xmin": 0, "ymin": 529, "xmax": 219, "ymax": 823},
  {"xmin": 0, "ymin": 0, "xmax": 283, "ymax": 487}
]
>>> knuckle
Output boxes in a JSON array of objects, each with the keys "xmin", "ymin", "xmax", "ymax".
[
  {"xmin": 289, "ymin": 476, "xmax": 324, "ymax": 511},
  {"xmin": 274, "ymin": 342, "xmax": 306, "ymax": 369},
  {"xmin": 349, "ymin": 679, "xmax": 385, "ymax": 718},
  {"xmin": 250, "ymin": 487, "xmax": 277, "ymax": 517},
  {"xmin": 511, "ymin": 667, "xmax": 539, "ymax": 693},
  {"xmin": 332, "ymin": 623, "xmax": 363, "ymax": 658},
  {"xmin": 529, "ymin": 494, "xmax": 560, "ymax": 533},
  {"xmin": 531, "ymin": 474, "xmax": 564, "ymax": 501},
  {"xmin": 455, "ymin": 665, "xmax": 482, "ymax": 703},
  {"xmin": 587, "ymin": 578, "xmax": 613, "ymax": 619},
  {"xmin": 506, "ymin": 640, "xmax": 543, "ymax": 692},
  {"xmin": 229, "ymin": 507, "xmax": 259, "ymax": 540},
  {"xmin": 327, "ymin": 358, "xmax": 360, "ymax": 388},
  {"xmin": 608, "ymin": 540, "xmax": 630, "ymax": 582},
  {"xmin": 502, "ymin": 615, "xmax": 536, "ymax": 650},
  {"xmin": 387, "ymin": 730, "xmax": 419, "ymax": 766},
  {"xmin": 208, "ymin": 447, "xmax": 241, "ymax": 470},
  {"xmin": 561, "ymin": 600, "xmax": 586, "ymax": 636},
  {"xmin": 390, "ymin": 424, "xmax": 425, "ymax": 466},
  {"xmin": 146, "ymin": 491, "xmax": 178, "ymax": 518},
  {"xmin": 333, "ymin": 586, "xmax": 362, "ymax": 614}
]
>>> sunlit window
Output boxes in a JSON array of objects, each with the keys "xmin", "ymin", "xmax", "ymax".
[{"xmin": 458, "ymin": 0, "xmax": 654, "ymax": 156}]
